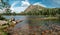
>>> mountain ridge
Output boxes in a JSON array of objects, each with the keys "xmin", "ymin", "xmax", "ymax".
[{"xmin": 24, "ymin": 5, "xmax": 45, "ymax": 12}]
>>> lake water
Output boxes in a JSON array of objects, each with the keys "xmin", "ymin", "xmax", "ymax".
[
  {"xmin": 3, "ymin": 16, "xmax": 29, "ymax": 29},
  {"xmin": 3, "ymin": 15, "xmax": 60, "ymax": 35}
]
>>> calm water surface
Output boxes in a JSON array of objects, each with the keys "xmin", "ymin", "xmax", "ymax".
[{"xmin": 3, "ymin": 15, "xmax": 60, "ymax": 35}]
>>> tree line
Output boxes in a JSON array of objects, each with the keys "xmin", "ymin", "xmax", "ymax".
[{"xmin": 20, "ymin": 8, "xmax": 60, "ymax": 16}]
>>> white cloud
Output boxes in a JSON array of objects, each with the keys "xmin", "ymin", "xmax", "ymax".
[
  {"xmin": 10, "ymin": 1, "xmax": 20, "ymax": 12},
  {"xmin": 21, "ymin": 0, "xmax": 30, "ymax": 7},
  {"xmin": 33, "ymin": 2, "xmax": 46, "ymax": 7},
  {"xmin": 13, "ymin": 7, "xmax": 27, "ymax": 13},
  {"xmin": 10, "ymin": 0, "xmax": 30, "ymax": 13}
]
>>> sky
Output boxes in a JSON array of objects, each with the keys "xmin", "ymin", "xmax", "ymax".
[{"xmin": 0, "ymin": 0, "xmax": 60, "ymax": 13}]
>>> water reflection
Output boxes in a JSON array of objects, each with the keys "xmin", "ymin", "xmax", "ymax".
[{"xmin": 4, "ymin": 16, "xmax": 60, "ymax": 35}]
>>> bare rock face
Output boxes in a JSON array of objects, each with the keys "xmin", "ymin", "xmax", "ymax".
[{"xmin": 24, "ymin": 5, "xmax": 45, "ymax": 13}]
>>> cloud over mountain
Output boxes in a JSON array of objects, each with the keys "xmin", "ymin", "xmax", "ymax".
[
  {"xmin": 33, "ymin": 2, "xmax": 46, "ymax": 7},
  {"xmin": 10, "ymin": 0, "xmax": 30, "ymax": 13},
  {"xmin": 9, "ymin": 0, "xmax": 60, "ymax": 13}
]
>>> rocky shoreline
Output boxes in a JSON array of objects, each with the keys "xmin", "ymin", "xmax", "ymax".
[{"xmin": 0, "ymin": 18, "xmax": 23, "ymax": 35}]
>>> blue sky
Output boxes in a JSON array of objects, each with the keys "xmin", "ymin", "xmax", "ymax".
[{"xmin": 5, "ymin": 0, "xmax": 60, "ymax": 13}]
